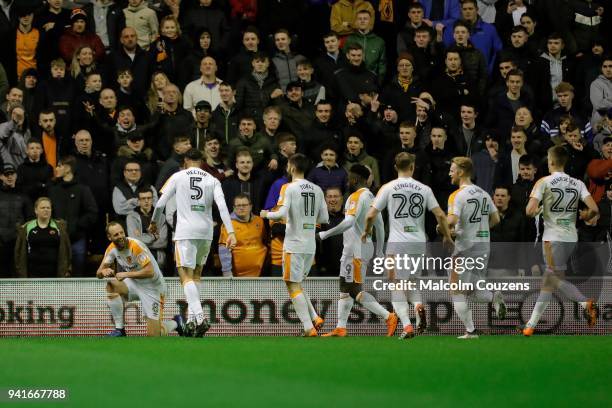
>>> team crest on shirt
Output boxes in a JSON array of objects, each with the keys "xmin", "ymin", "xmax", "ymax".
[
  {"xmin": 138, "ymin": 254, "xmax": 149, "ymax": 263},
  {"xmin": 126, "ymin": 256, "xmax": 132, "ymax": 263},
  {"xmin": 348, "ymin": 201, "xmax": 356, "ymax": 211},
  {"xmin": 49, "ymin": 230, "xmax": 56, "ymax": 235}
]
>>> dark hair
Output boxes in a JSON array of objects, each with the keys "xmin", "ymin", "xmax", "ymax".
[
  {"xmin": 243, "ymin": 25, "xmax": 260, "ymax": 37},
  {"xmin": 345, "ymin": 43, "xmax": 363, "ymax": 52},
  {"xmin": 274, "ymin": 28, "xmax": 290, "ymax": 36},
  {"xmin": 288, "ymin": 153, "xmax": 309, "ymax": 174},
  {"xmin": 547, "ymin": 32, "xmax": 564, "ymax": 42},
  {"xmin": 453, "ymin": 20, "xmax": 470, "ymax": 31},
  {"xmin": 58, "ymin": 155, "xmax": 77, "ymax": 174},
  {"xmin": 497, "ymin": 52, "xmax": 517, "ymax": 66},
  {"xmin": 408, "ymin": 3, "xmax": 424, "ymax": 11},
  {"xmin": 493, "ymin": 185, "xmax": 511, "ymax": 195},
  {"xmin": 548, "ymin": 145, "xmax": 569, "ymax": 167},
  {"xmin": 519, "ymin": 154, "xmax": 537, "ymax": 167},
  {"xmin": 322, "ymin": 31, "xmax": 338, "ymax": 40},
  {"xmin": 27, "ymin": 138, "xmax": 43, "ymax": 147},
  {"xmin": 173, "ymin": 135, "xmax": 191, "ymax": 144},
  {"xmin": 276, "ymin": 132, "xmax": 296, "ymax": 145},
  {"xmin": 137, "ymin": 186, "xmax": 153, "ymax": 197},
  {"xmin": 350, "ymin": 164, "xmax": 371, "ymax": 181},
  {"xmin": 506, "ymin": 68, "xmax": 524, "ymax": 79},
  {"xmin": 511, "ymin": 26, "xmax": 528, "ymax": 35},
  {"xmin": 185, "ymin": 148, "xmax": 203, "ymax": 161}
]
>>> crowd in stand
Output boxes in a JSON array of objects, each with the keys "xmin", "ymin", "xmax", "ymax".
[{"xmin": 0, "ymin": 0, "xmax": 610, "ymax": 278}]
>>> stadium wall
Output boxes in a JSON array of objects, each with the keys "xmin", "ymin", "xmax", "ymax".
[{"xmin": 0, "ymin": 278, "xmax": 610, "ymax": 336}]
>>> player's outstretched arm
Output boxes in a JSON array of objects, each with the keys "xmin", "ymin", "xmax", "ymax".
[
  {"xmin": 319, "ymin": 214, "xmax": 355, "ymax": 240},
  {"xmin": 263, "ymin": 205, "xmax": 288, "ymax": 220},
  {"xmin": 373, "ymin": 211, "xmax": 385, "ymax": 257},
  {"xmin": 432, "ymin": 207, "xmax": 454, "ymax": 248},
  {"xmin": 316, "ymin": 195, "xmax": 329, "ymax": 225},
  {"xmin": 151, "ymin": 176, "xmax": 177, "ymax": 226}
]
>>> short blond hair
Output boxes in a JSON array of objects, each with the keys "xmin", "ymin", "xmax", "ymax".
[{"xmin": 452, "ymin": 156, "xmax": 473, "ymax": 177}]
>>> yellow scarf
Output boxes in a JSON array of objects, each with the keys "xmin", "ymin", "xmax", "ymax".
[{"xmin": 398, "ymin": 76, "xmax": 412, "ymax": 92}]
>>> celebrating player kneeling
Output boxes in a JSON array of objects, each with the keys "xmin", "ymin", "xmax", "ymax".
[
  {"xmin": 318, "ymin": 164, "xmax": 398, "ymax": 337},
  {"xmin": 447, "ymin": 157, "xmax": 506, "ymax": 339},
  {"xmin": 364, "ymin": 152, "xmax": 454, "ymax": 339},
  {"xmin": 521, "ymin": 146, "xmax": 599, "ymax": 336},
  {"xmin": 261, "ymin": 154, "xmax": 328, "ymax": 336},
  {"xmin": 150, "ymin": 149, "xmax": 236, "ymax": 337},
  {"xmin": 97, "ymin": 222, "xmax": 181, "ymax": 337}
]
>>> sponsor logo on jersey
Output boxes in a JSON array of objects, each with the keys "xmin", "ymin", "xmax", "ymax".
[
  {"xmin": 191, "ymin": 204, "xmax": 206, "ymax": 212},
  {"xmin": 476, "ymin": 230, "xmax": 489, "ymax": 237},
  {"xmin": 303, "ymin": 223, "xmax": 315, "ymax": 229},
  {"xmin": 404, "ymin": 226, "xmax": 417, "ymax": 232}
]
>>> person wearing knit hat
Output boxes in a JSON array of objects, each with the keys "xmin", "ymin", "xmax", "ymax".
[
  {"xmin": 58, "ymin": 8, "xmax": 105, "ymax": 63},
  {"xmin": 342, "ymin": 129, "xmax": 380, "ymax": 187},
  {"xmin": 381, "ymin": 51, "xmax": 423, "ymax": 123}
]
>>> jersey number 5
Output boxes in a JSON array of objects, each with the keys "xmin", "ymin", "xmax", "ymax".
[
  {"xmin": 190, "ymin": 177, "xmax": 203, "ymax": 200},
  {"xmin": 301, "ymin": 192, "xmax": 315, "ymax": 216}
]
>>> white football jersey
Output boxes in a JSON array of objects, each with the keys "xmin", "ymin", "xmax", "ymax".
[
  {"xmin": 276, "ymin": 179, "xmax": 328, "ymax": 254},
  {"xmin": 530, "ymin": 172, "xmax": 590, "ymax": 242},
  {"xmin": 373, "ymin": 177, "xmax": 439, "ymax": 243},
  {"xmin": 448, "ymin": 184, "xmax": 497, "ymax": 253},
  {"xmin": 153, "ymin": 167, "xmax": 233, "ymax": 240},
  {"xmin": 103, "ymin": 238, "xmax": 165, "ymax": 290},
  {"xmin": 342, "ymin": 187, "xmax": 374, "ymax": 258}
]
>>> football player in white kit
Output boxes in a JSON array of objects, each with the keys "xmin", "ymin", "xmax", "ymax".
[
  {"xmin": 261, "ymin": 154, "xmax": 329, "ymax": 336},
  {"xmin": 521, "ymin": 146, "xmax": 599, "ymax": 336},
  {"xmin": 447, "ymin": 157, "xmax": 506, "ymax": 339},
  {"xmin": 150, "ymin": 149, "xmax": 237, "ymax": 337},
  {"xmin": 364, "ymin": 152, "xmax": 454, "ymax": 339},
  {"xmin": 97, "ymin": 222, "xmax": 181, "ymax": 337},
  {"xmin": 318, "ymin": 164, "xmax": 399, "ymax": 337}
]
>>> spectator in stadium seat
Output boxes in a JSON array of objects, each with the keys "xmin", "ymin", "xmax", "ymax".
[
  {"xmin": 452, "ymin": 102, "xmax": 486, "ymax": 157},
  {"xmin": 202, "ymin": 133, "xmax": 232, "ymax": 181},
  {"xmin": 83, "ymin": 0, "xmax": 126, "ymax": 52},
  {"xmin": 221, "ymin": 149, "xmax": 265, "ymax": 212},
  {"xmin": 397, "ymin": 3, "xmax": 436, "ymax": 55},
  {"xmin": 149, "ymin": 15, "xmax": 192, "ymax": 87},
  {"xmin": 112, "ymin": 160, "xmax": 158, "ymax": 219},
  {"xmin": 448, "ymin": 20, "xmax": 488, "ymax": 98},
  {"xmin": 73, "ymin": 71, "xmax": 103, "ymax": 134},
  {"xmin": 183, "ymin": 57, "xmax": 223, "ymax": 114},
  {"xmin": 211, "ymin": 82, "xmax": 240, "ymax": 145},
  {"xmin": 0, "ymin": 163, "xmax": 32, "ymax": 278},
  {"xmin": 48, "ymin": 155, "xmax": 98, "ymax": 276},
  {"xmin": 333, "ymin": 44, "xmax": 378, "ymax": 106},
  {"xmin": 431, "ymin": 48, "xmax": 476, "ymax": 118},
  {"xmin": 126, "ymin": 187, "xmax": 168, "ymax": 270},
  {"xmin": 15, "ymin": 197, "xmax": 71, "ymax": 278},
  {"xmin": 494, "ymin": 126, "xmax": 529, "ymax": 186},
  {"xmin": 226, "ymin": 26, "xmax": 260, "ymax": 86},
  {"xmin": 486, "ymin": 69, "xmax": 534, "ymax": 140},
  {"xmin": 152, "ymin": 84, "xmax": 195, "ymax": 160},
  {"xmin": 366, "ymin": 98, "xmax": 400, "ymax": 160},
  {"xmin": 1, "ymin": 87, "xmax": 23, "ymax": 121},
  {"xmin": 489, "ymin": 185, "xmax": 524, "ymax": 276},
  {"xmin": 111, "ymin": 131, "xmax": 158, "ymax": 187},
  {"xmin": 58, "ymin": 8, "xmax": 105, "ymax": 64},
  {"xmin": 107, "ymin": 27, "xmax": 151, "ymax": 99},
  {"xmin": 34, "ymin": 0, "xmax": 71, "ymax": 76},
  {"xmin": 274, "ymin": 81, "xmax": 314, "ymax": 144},
  {"xmin": 261, "ymin": 105, "xmax": 282, "ymax": 143},
  {"xmin": 408, "ymin": 26, "xmax": 444, "ymax": 87},
  {"xmin": 589, "ymin": 57, "xmax": 612, "ymax": 131},
  {"xmin": 302, "ymin": 100, "xmax": 342, "ymax": 162},
  {"xmin": 36, "ymin": 59, "xmax": 75, "ymax": 139},
  {"xmin": 501, "ymin": 26, "xmax": 537, "ymax": 76},
  {"xmin": 511, "ymin": 154, "xmax": 539, "ymax": 244},
  {"xmin": 423, "ymin": 126, "xmax": 455, "ymax": 212},
  {"xmin": 180, "ymin": 28, "xmax": 218, "ymax": 88},
  {"xmin": 114, "ymin": 69, "xmax": 150, "ymax": 125},
  {"xmin": 33, "ymin": 110, "xmax": 66, "ymax": 170},
  {"xmin": 219, "ymin": 193, "xmax": 268, "ymax": 277},
  {"xmin": 342, "ymin": 131, "xmax": 380, "ymax": 188},
  {"xmin": 155, "ymin": 135, "xmax": 192, "ymax": 192},
  {"xmin": 381, "ymin": 52, "xmax": 423, "ymax": 123},
  {"xmin": 123, "ymin": 0, "xmax": 158, "ymax": 50},
  {"xmin": 146, "ymin": 71, "xmax": 170, "ymax": 115},
  {"xmin": 307, "ymin": 143, "xmax": 348, "ymax": 194},
  {"xmin": 587, "ymin": 136, "xmax": 612, "ymax": 203},
  {"xmin": 296, "ymin": 58, "xmax": 325, "ymax": 106},
  {"xmin": 441, "ymin": 0, "xmax": 502, "ymax": 73},
  {"xmin": 235, "ymin": 52, "xmax": 283, "ymax": 128},
  {"xmin": 271, "ymin": 132, "xmax": 297, "ymax": 180},
  {"xmin": 344, "ymin": 10, "xmax": 386, "ymax": 82},
  {"xmin": 471, "ymin": 131, "xmax": 499, "ymax": 196},
  {"xmin": 0, "ymin": 103, "xmax": 30, "ymax": 168},
  {"xmin": 271, "ymin": 29, "xmax": 304, "ymax": 91},
  {"xmin": 316, "ymin": 186, "xmax": 344, "ymax": 277},
  {"xmin": 313, "ymin": 32, "xmax": 347, "ymax": 102},
  {"xmin": 191, "ymin": 100, "xmax": 214, "ymax": 150},
  {"xmin": 557, "ymin": 123, "xmax": 597, "ymax": 180},
  {"xmin": 17, "ymin": 139, "xmax": 53, "ymax": 202},
  {"xmin": 541, "ymin": 82, "xmax": 592, "ymax": 141},
  {"xmin": 531, "ymin": 33, "xmax": 576, "ymax": 113},
  {"xmin": 12, "ymin": 6, "xmax": 40, "ymax": 82},
  {"xmin": 383, "ymin": 122, "xmax": 429, "ymax": 183},
  {"xmin": 228, "ymin": 116, "xmax": 277, "ymax": 174}
]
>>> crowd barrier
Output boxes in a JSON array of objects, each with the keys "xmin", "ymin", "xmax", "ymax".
[{"xmin": 0, "ymin": 277, "xmax": 610, "ymax": 336}]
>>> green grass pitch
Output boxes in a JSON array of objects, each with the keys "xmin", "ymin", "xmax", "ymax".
[{"xmin": 1, "ymin": 336, "xmax": 610, "ymax": 407}]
